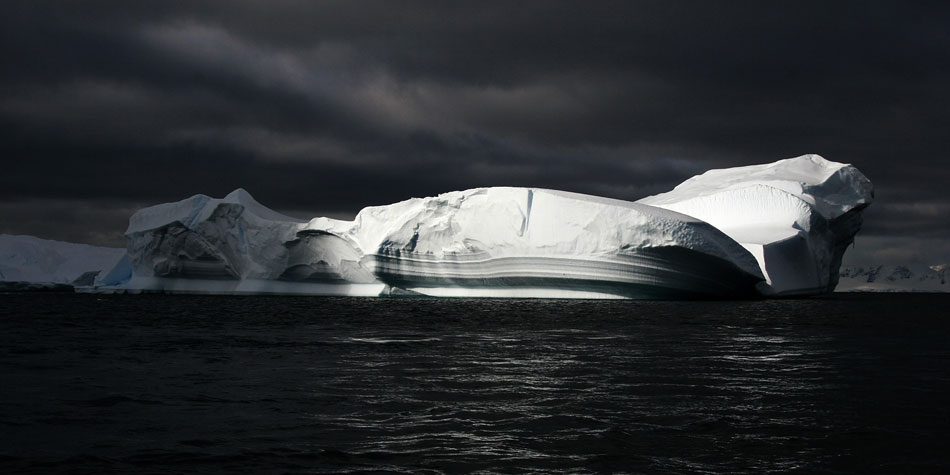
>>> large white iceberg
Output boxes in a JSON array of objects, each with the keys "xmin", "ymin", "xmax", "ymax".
[
  {"xmin": 0, "ymin": 234, "xmax": 125, "ymax": 290},
  {"xmin": 86, "ymin": 154, "xmax": 872, "ymax": 298}
]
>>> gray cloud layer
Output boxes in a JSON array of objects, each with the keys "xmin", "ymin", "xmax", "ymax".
[{"xmin": 1, "ymin": 1, "xmax": 948, "ymax": 263}]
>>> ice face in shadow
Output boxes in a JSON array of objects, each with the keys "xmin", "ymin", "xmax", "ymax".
[
  {"xmin": 113, "ymin": 188, "xmax": 386, "ymax": 295},
  {"xmin": 638, "ymin": 154, "xmax": 873, "ymax": 295},
  {"xmin": 90, "ymin": 154, "xmax": 872, "ymax": 298}
]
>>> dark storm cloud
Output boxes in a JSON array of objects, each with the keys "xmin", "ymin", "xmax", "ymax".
[{"xmin": 1, "ymin": 1, "xmax": 948, "ymax": 261}]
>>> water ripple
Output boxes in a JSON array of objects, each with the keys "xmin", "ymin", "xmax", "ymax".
[{"xmin": 0, "ymin": 293, "xmax": 948, "ymax": 473}]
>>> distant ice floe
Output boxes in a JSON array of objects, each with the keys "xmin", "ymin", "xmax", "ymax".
[
  {"xmin": 0, "ymin": 234, "xmax": 124, "ymax": 290},
  {"xmin": 3, "ymin": 155, "xmax": 878, "ymax": 298}
]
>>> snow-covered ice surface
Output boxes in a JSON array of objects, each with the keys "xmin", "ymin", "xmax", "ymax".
[
  {"xmin": 837, "ymin": 264, "xmax": 948, "ymax": 293},
  {"xmin": 0, "ymin": 234, "xmax": 125, "ymax": 290},
  {"xmin": 74, "ymin": 154, "xmax": 872, "ymax": 298},
  {"xmin": 638, "ymin": 154, "xmax": 873, "ymax": 296}
]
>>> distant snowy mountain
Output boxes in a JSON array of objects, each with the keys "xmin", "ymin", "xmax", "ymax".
[
  {"xmin": 837, "ymin": 264, "xmax": 948, "ymax": 292},
  {"xmin": 0, "ymin": 234, "xmax": 125, "ymax": 290}
]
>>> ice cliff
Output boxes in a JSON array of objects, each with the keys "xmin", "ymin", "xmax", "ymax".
[
  {"xmin": 9, "ymin": 154, "xmax": 872, "ymax": 298},
  {"xmin": 0, "ymin": 234, "xmax": 125, "ymax": 290}
]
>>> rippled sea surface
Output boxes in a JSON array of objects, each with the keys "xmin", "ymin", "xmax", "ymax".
[{"xmin": 1, "ymin": 293, "xmax": 949, "ymax": 473}]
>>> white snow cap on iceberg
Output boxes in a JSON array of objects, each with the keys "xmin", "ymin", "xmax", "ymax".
[{"xmin": 126, "ymin": 188, "xmax": 305, "ymax": 235}]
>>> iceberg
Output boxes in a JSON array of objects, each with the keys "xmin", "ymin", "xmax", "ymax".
[
  {"xmin": 0, "ymin": 234, "xmax": 125, "ymax": 290},
  {"xmin": 638, "ymin": 154, "xmax": 873, "ymax": 295},
  {"xmin": 85, "ymin": 154, "xmax": 875, "ymax": 298}
]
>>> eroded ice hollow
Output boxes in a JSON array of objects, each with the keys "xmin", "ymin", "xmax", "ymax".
[{"xmin": 94, "ymin": 155, "xmax": 872, "ymax": 298}]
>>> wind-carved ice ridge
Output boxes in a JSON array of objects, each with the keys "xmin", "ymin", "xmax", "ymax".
[{"xmin": 91, "ymin": 154, "xmax": 872, "ymax": 298}]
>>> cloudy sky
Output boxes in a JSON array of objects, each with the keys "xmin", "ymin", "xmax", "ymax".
[{"xmin": 2, "ymin": 1, "xmax": 948, "ymax": 264}]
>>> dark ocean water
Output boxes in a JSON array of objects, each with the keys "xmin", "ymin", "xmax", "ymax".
[{"xmin": 1, "ymin": 293, "xmax": 948, "ymax": 474}]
